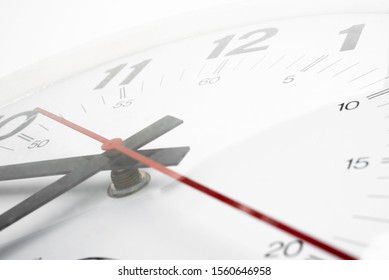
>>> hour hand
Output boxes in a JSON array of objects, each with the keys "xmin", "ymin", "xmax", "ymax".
[
  {"xmin": 0, "ymin": 146, "xmax": 190, "ymax": 181},
  {"xmin": 0, "ymin": 155, "xmax": 111, "ymax": 232}
]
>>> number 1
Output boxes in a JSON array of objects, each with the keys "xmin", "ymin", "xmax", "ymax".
[{"xmin": 339, "ymin": 24, "xmax": 365, "ymax": 52}]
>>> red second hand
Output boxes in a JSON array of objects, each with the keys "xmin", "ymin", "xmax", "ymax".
[{"xmin": 35, "ymin": 107, "xmax": 357, "ymax": 260}]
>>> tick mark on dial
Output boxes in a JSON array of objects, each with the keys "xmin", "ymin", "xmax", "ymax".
[
  {"xmin": 381, "ymin": 157, "xmax": 389, "ymax": 164},
  {"xmin": 233, "ymin": 58, "xmax": 245, "ymax": 71},
  {"xmin": 360, "ymin": 75, "xmax": 389, "ymax": 90},
  {"xmin": 301, "ymin": 54, "xmax": 328, "ymax": 72},
  {"xmin": 81, "ymin": 104, "xmax": 87, "ymax": 113},
  {"xmin": 38, "ymin": 124, "xmax": 49, "ymax": 131},
  {"xmin": 179, "ymin": 69, "xmax": 186, "ymax": 81},
  {"xmin": 285, "ymin": 55, "xmax": 305, "ymax": 70},
  {"xmin": 349, "ymin": 68, "xmax": 378, "ymax": 83},
  {"xmin": 317, "ymin": 58, "xmax": 342, "ymax": 74},
  {"xmin": 197, "ymin": 63, "xmax": 207, "ymax": 76},
  {"xmin": 17, "ymin": 133, "xmax": 34, "ymax": 142},
  {"xmin": 160, "ymin": 74, "xmax": 165, "ymax": 86},
  {"xmin": 214, "ymin": 59, "xmax": 228, "ymax": 74},
  {"xmin": 0, "ymin": 146, "xmax": 14, "ymax": 151},
  {"xmin": 119, "ymin": 87, "xmax": 127, "ymax": 99},
  {"xmin": 333, "ymin": 236, "xmax": 368, "ymax": 248},
  {"xmin": 332, "ymin": 62, "xmax": 360, "ymax": 77},
  {"xmin": 376, "ymin": 102, "xmax": 389, "ymax": 108},
  {"xmin": 251, "ymin": 55, "xmax": 266, "ymax": 70},
  {"xmin": 366, "ymin": 88, "xmax": 389, "ymax": 100},
  {"xmin": 305, "ymin": 255, "xmax": 323, "ymax": 260},
  {"xmin": 101, "ymin": 95, "xmax": 106, "ymax": 105},
  {"xmin": 268, "ymin": 54, "xmax": 286, "ymax": 69},
  {"xmin": 353, "ymin": 215, "xmax": 389, "ymax": 224}
]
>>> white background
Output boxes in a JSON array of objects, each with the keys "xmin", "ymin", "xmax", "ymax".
[{"xmin": 0, "ymin": 0, "xmax": 238, "ymax": 79}]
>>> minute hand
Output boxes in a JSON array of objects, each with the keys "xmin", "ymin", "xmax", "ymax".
[{"xmin": 34, "ymin": 107, "xmax": 357, "ymax": 260}]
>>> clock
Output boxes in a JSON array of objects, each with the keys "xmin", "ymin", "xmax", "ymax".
[{"xmin": 0, "ymin": 0, "xmax": 389, "ymax": 260}]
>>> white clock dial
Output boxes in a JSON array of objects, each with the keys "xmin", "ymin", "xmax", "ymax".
[{"xmin": 1, "ymin": 4, "xmax": 389, "ymax": 260}]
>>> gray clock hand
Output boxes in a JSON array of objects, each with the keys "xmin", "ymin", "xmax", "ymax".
[
  {"xmin": 0, "ymin": 146, "xmax": 189, "ymax": 180},
  {"xmin": 113, "ymin": 146, "xmax": 189, "ymax": 170},
  {"xmin": 0, "ymin": 115, "xmax": 185, "ymax": 231},
  {"xmin": 121, "ymin": 115, "xmax": 183, "ymax": 149},
  {"xmin": 0, "ymin": 156, "xmax": 110, "ymax": 231}
]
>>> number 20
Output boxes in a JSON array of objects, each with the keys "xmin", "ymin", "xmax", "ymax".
[{"xmin": 265, "ymin": 240, "xmax": 304, "ymax": 258}]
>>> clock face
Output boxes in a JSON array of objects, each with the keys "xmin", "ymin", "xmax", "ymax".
[{"xmin": 1, "ymin": 12, "xmax": 389, "ymax": 260}]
